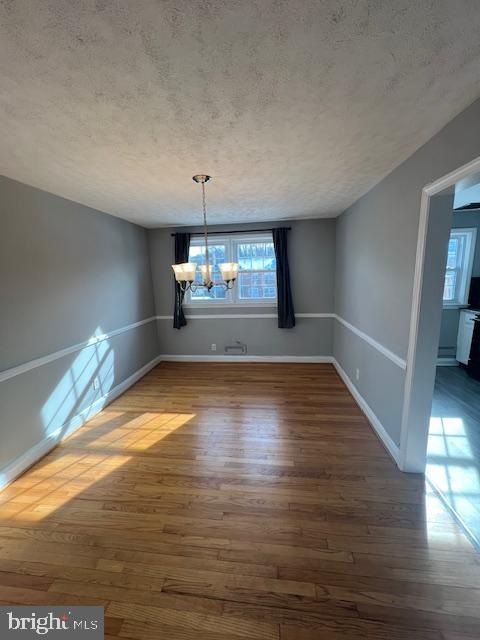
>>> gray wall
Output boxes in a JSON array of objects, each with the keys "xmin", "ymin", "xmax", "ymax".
[
  {"xmin": 149, "ymin": 218, "xmax": 336, "ymax": 356},
  {"xmin": 0, "ymin": 175, "xmax": 157, "ymax": 470},
  {"xmin": 334, "ymin": 97, "xmax": 480, "ymax": 447},
  {"xmin": 5, "ymin": 94, "xmax": 480, "ymax": 471},
  {"xmin": 439, "ymin": 209, "xmax": 480, "ymax": 358}
]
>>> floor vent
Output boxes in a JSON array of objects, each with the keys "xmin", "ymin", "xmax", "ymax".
[{"xmin": 224, "ymin": 342, "xmax": 247, "ymax": 355}]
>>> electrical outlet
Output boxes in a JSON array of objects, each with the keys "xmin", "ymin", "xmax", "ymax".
[
  {"xmin": 355, "ymin": 368, "xmax": 360, "ymax": 381},
  {"xmin": 93, "ymin": 377, "xmax": 100, "ymax": 390},
  {"xmin": 211, "ymin": 343, "xmax": 217, "ymax": 351}
]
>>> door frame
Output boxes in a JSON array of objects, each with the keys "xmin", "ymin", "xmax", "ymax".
[{"xmin": 400, "ymin": 155, "xmax": 480, "ymax": 473}]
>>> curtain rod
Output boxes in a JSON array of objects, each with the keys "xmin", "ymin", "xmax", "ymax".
[{"xmin": 170, "ymin": 227, "xmax": 291, "ymax": 237}]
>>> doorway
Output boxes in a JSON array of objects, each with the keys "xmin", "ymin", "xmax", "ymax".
[{"xmin": 400, "ymin": 158, "xmax": 480, "ymax": 545}]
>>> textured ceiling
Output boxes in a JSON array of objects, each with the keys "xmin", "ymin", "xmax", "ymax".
[{"xmin": 1, "ymin": 1, "xmax": 480, "ymax": 227}]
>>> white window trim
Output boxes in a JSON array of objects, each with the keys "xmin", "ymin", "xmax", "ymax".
[
  {"xmin": 183, "ymin": 302, "xmax": 278, "ymax": 309},
  {"xmin": 442, "ymin": 227, "xmax": 477, "ymax": 309},
  {"xmin": 184, "ymin": 233, "xmax": 278, "ymax": 307}
]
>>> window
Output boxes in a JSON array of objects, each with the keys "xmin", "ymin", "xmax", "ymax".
[
  {"xmin": 186, "ymin": 234, "xmax": 277, "ymax": 305},
  {"xmin": 188, "ymin": 241, "xmax": 229, "ymax": 302},
  {"xmin": 442, "ymin": 228, "xmax": 477, "ymax": 307}
]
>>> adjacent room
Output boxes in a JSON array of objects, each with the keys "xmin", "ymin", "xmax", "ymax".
[
  {"xmin": 1, "ymin": 2, "xmax": 480, "ymax": 639},
  {"xmin": 428, "ymin": 175, "xmax": 480, "ymax": 546}
]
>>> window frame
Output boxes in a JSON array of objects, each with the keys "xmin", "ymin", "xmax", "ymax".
[
  {"xmin": 184, "ymin": 233, "xmax": 278, "ymax": 308},
  {"xmin": 442, "ymin": 227, "xmax": 477, "ymax": 309}
]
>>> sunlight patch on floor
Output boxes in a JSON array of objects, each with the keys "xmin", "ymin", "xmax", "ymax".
[
  {"xmin": 426, "ymin": 415, "xmax": 480, "ymax": 546},
  {"xmin": 427, "ymin": 416, "xmax": 474, "ymax": 460},
  {"xmin": 0, "ymin": 410, "xmax": 195, "ymax": 523},
  {"xmin": 73, "ymin": 412, "xmax": 196, "ymax": 452}
]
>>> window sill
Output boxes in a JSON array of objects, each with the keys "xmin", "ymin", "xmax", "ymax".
[
  {"xmin": 184, "ymin": 303, "xmax": 278, "ymax": 309},
  {"xmin": 442, "ymin": 304, "xmax": 469, "ymax": 310}
]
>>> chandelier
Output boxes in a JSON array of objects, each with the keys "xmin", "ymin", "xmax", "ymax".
[{"xmin": 172, "ymin": 175, "xmax": 239, "ymax": 292}]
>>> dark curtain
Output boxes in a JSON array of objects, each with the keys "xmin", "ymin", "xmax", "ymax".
[
  {"xmin": 173, "ymin": 233, "xmax": 191, "ymax": 329},
  {"xmin": 272, "ymin": 228, "xmax": 295, "ymax": 328}
]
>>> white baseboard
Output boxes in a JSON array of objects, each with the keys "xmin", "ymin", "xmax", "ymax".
[
  {"xmin": 0, "ymin": 355, "xmax": 162, "ymax": 491},
  {"xmin": 332, "ymin": 358, "xmax": 401, "ymax": 468},
  {"xmin": 156, "ymin": 313, "xmax": 334, "ymax": 320},
  {"xmin": 159, "ymin": 354, "xmax": 334, "ymax": 363},
  {"xmin": 436, "ymin": 358, "xmax": 459, "ymax": 366}
]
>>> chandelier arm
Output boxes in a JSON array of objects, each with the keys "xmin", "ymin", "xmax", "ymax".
[{"xmin": 184, "ymin": 278, "xmax": 236, "ymax": 293}]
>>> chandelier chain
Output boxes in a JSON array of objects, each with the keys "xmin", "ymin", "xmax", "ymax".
[
  {"xmin": 202, "ymin": 181, "xmax": 210, "ymax": 282},
  {"xmin": 172, "ymin": 175, "xmax": 237, "ymax": 293}
]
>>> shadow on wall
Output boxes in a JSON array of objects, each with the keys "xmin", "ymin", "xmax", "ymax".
[{"xmin": 40, "ymin": 328, "xmax": 115, "ymax": 443}]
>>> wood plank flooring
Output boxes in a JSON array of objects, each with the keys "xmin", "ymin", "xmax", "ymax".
[
  {"xmin": 428, "ymin": 365, "xmax": 480, "ymax": 545},
  {"xmin": 0, "ymin": 362, "xmax": 479, "ymax": 639}
]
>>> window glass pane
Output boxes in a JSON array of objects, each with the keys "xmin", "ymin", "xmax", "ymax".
[
  {"xmin": 188, "ymin": 243, "xmax": 227, "ymax": 300},
  {"xmin": 189, "ymin": 244, "xmax": 226, "ymax": 265},
  {"xmin": 446, "ymin": 238, "xmax": 459, "ymax": 269},
  {"xmin": 442, "ymin": 230, "xmax": 476, "ymax": 304},
  {"xmin": 235, "ymin": 241, "xmax": 276, "ymax": 272},
  {"xmin": 238, "ymin": 272, "xmax": 277, "ymax": 300},
  {"xmin": 239, "ymin": 257, "xmax": 252, "ymax": 270},
  {"xmin": 233, "ymin": 239, "xmax": 277, "ymax": 301},
  {"xmin": 265, "ymin": 256, "xmax": 276, "ymax": 269},
  {"xmin": 443, "ymin": 270, "xmax": 457, "ymax": 302},
  {"xmin": 264, "ymin": 272, "xmax": 276, "ymax": 286}
]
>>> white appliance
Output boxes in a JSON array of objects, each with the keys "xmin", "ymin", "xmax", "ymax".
[{"xmin": 456, "ymin": 309, "xmax": 477, "ymax": 364}]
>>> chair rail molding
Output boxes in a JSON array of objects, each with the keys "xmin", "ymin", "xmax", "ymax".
[
  {"xmin": 334, "ymin": 315, "xmax": 407, "ymax": 370},
  {"xmin": 156, "ymin": 313, "xmax": 335, "ymax": 320},
  {"xmin": 0, "ymin": 316, "xmax": 157, "ymax": 383}
]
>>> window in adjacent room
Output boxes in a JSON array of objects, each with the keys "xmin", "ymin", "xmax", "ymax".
[
  {"xmin": 186, "ymin": 233, "xmax": 277, "ymax": 305},
  {"xmin": 442, "ymin": 228, "xmax": 477, "ymax": 307}
]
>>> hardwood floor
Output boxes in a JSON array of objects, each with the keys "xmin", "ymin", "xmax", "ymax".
[
  {"xmin": 428, "ymin": 365, "xmax": 480, "ymax": 546},
  {"xmin": 1, "ymin": 362, "xmax": 479, "ymax": 639}
]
